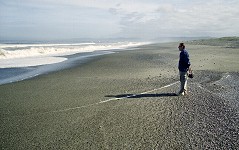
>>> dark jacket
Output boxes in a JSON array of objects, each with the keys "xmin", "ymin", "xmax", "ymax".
[{"xmin": 178, "ymin": 49, "xmax": 190, "ymax": 72}]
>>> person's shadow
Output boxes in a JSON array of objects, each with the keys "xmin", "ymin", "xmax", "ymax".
[{"xmin": 105, "ymin": 93, "xmax": 177, "ymax": 99}]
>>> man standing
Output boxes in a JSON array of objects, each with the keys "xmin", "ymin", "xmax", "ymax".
[{"xmin": 177, "ymin": 43, "xmax": 191, "ymax": 96}]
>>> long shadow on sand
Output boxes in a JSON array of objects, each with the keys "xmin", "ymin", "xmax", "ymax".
[{"xmin": 105, "ymin": 93, "xmax": 177, "ymax": 99}]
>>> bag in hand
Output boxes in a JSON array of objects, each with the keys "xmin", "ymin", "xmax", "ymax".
[{"xmin": 187, "ymin": 68, "xmax": 194, "ymax": 78}]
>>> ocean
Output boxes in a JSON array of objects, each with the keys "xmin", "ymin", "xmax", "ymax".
[{"xmin": 0, "ymin": 42, "xmax": 147, "ymax": 85}]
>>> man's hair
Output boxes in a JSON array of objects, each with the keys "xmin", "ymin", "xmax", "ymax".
[{"xmin": 179, "ymin": 43, "xmax": 185, "ymax": 49}]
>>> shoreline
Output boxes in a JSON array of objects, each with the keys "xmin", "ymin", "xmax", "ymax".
[
  {"xmin": 0, "ymin": 50, "xmax": 115, "ymax": 85},
  {"xmin": 0, "ymin": 42, "xmax": 151, "ymax": 85}
]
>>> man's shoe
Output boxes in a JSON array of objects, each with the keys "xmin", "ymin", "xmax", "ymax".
[{"xmin": 183, "ymin": 90, "xmax": 188, "ymax": 95}]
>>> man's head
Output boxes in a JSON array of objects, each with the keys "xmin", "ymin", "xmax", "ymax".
[{"xmin": 178, "ymin": 43, "xmax": 185, "ymax": 51}]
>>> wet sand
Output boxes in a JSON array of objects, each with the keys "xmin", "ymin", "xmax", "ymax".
[{"xmin": 0, "ymin": 42, "xmax": 238, "ymax": 149}]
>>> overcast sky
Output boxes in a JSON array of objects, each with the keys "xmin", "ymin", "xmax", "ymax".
[{"xmin": 1, "ymin": 0, "xmax": 239, "ymax": 41}]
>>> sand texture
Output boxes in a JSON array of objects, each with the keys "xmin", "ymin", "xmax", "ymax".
[{"xmin": 0, "ymin": 40, "xmax": 239, "ymax": 149}]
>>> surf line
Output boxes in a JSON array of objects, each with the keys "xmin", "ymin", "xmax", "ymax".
[
  {"xmin": 48, "ymin": 81, "xmax": 179, "ymax": 114},
  {"xmin": 195, "ymin": 83, "xmax": 227, "ymax": 101},
  {"xmin": 99, "ymin": 81, "xmax": 179, "ymax": 104}
]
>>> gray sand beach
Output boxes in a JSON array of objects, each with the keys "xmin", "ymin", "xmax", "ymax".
[{"xmin": 0, "ymin": 39, "xmax": 239, "ymax": 149}]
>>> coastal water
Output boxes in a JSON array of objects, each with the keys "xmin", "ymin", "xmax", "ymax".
[{"xmin": 0, "ymin": 42, "xmax": 146, "ymax": 85}]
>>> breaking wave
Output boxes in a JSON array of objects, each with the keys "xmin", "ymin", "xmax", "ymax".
[{"xmin": 0, "ymin": 42, "xmax": 147, "ymax": 68}]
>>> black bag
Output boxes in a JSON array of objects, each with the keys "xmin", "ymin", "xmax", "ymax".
[{"xmin": 188, "ymin": 69, "xmax": 194, "ymax": 78}]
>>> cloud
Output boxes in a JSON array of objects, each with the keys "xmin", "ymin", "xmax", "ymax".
[
  {"xmin": 1, "ymin": 0, "xmax": 239, "ymax": 41},
  {"xmin": 114, "ymin": 0, "xmax": 239, "ymax": 38},
  {"xmin": 156, "ymin": 4, "xmax": 175, "ymax": 13}
]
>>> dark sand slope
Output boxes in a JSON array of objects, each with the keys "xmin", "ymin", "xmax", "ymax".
[{"xmin": 0, "ymin": 39, "xmax": 239, "ymax": 149}]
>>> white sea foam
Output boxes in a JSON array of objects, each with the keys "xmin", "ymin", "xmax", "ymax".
[
  {"xmin": 0, "ymin": 57, "xmax": 67, "ymax": 68},
  {"xmin": 0, "ymin": 42, "xmax": 147, "ymax": 68}
]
